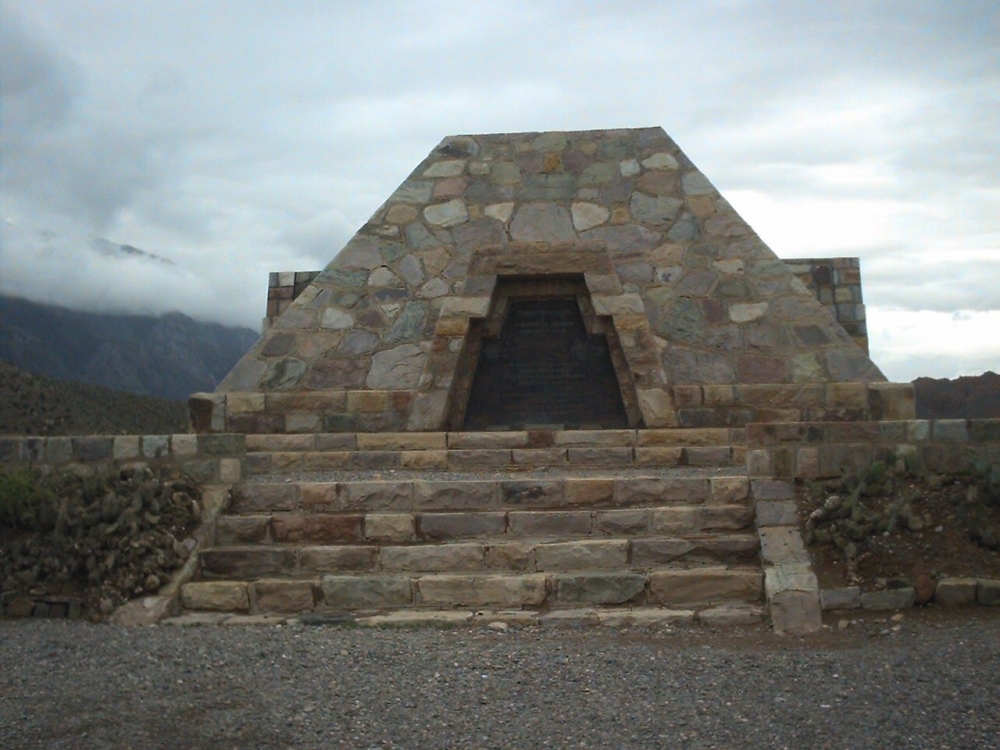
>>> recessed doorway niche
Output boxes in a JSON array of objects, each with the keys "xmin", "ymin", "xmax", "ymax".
[{"xmin": 452, "ymin": 277, "xmax": 635, "ymax": 431}]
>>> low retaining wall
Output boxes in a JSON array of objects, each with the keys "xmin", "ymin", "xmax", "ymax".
[
  {"xmin": 747, "ymin": 419, "xmax": 1000, "ymax": 479},
  {"xmin": 0, "ymin": 433, "xmax": 245, "ymax": 485}
]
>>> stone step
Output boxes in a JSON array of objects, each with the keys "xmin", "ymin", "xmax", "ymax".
[
  {"xmin": 215, "ymin": 505, "xmax": 755, "ymax": 546},
  {"xmin": 198, "ymin": 534, "xmax": 760, "ymax": 578},
  {"xmin": 227, "ymin": 475, "xmax": 753, "ymax": 515},
  {"xmin": 244, "ymin": 444, "xmax": 746, "ymax": 475},
  {"xmin": 181, "ymin": 565, "xmax": 764, "ymax": 614}
]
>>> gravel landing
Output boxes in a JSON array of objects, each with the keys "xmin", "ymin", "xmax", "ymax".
[{"xmin": 2, "ymin": 611, "xmax": 998, "ymax": 749}]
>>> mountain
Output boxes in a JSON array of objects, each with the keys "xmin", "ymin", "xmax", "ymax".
[
  {"xmin": 913, "ymin": 372, "xmax": 1000, "ymax": 420},
  {"xmin": 0, "ymin": 295, "xmax": 259, "ymax": 402},
  {"xmin": 0, "ymin": 361, "xmax": 187, "ymax": 436}
]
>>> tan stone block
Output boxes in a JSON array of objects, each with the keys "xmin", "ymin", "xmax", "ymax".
[
  {"xmin": 747, "ymin": 449, "xmax": 771, "ymax": 477},
  {"xmin": 357, "ymin": 432, "xmax": 447, "ymax": 450},
  {"xmin": 447, "ymin": 431, "xmax": 530, "ymax": 448},
  {"xmin": 552, "ymin": 430, "xmax": 635, "ymax": 447},
  {"xmin": 448, "ymin": 449, "xmax": 512, "ymax": 467},
  {"xmin": 253, "ymin": 580, "xmax": 314, "ymax": 613},
  {"xmin": 298, "ymin": 483, "xmax": 339, "ymax": 511},
  {"xmin": 512, "ymin": 448, "xmax": 566, "ymax": 466},
  {"xmin": 440, "ymin": 297, "xmax": 491, "ymax": 317},
  {"xmin": 508, "ymin": 511, "xmax": 592, "ymax": 537},
  {"xmin": 386, "ymin": 204, "xmax": 418, "ymax": 224},
  {"xmin": 380, "ymin": 543, "xmax": 485, "ymax": 572},
  {"xmin": 650, "ymin": 505, "xmax": 754, "ymax": 534},
  {"xmin": 594, "ymin": 509, "xmax": 649, "ymax": 535},
  {"xmin": 758, "ymin": 527, "xmax": 810, "ymax": 565},
  {"xmin": 709, "ymin": 476, "xmax": 750, "ymax": 505},
  {"xmin": 227, "ymin": 392, "xmax": 266, "ymax": 413},
  {"xmin": 560, "ymin": 479, "xmax": 611, "ymax": 508},
  {"xmin": 246, "ymin": 434, "xmax": 314, "ymax": 451},
  {"xmin": 534, "ymin": 540, "xmax": 628, "ymax": 571},
  {"xmin": 230, "ymin": 483, "xmax": 297, "ymax": 513},
  {"xmin": 632, "ymin": 537, "xmax": 759, "ymax": 565},
  {"xmin": 648, "ymin": 568, "xmax": 762, "ymax": 607},
  {"xmin": 591, "ymin": 294, "xmax": 645, "ymax": 316},
  {"xmin": 637, "ymin": 389, "xmax": 675, "ymax": 427},
  {"xmin": 340, "ymin": 481, "xmax": 412, "ymax": 511},
  {"xmin": 365, "ymin": 513, "xmax": 414, "ymax": 542},
  {"xmin": 218, "ymin": 458, "xmax": 241, "ymax": 483},
  {"xmin": 702, "ymin": 384, "xmax": 735, "ymax": 406},
  {"xmin": 347, "ymin": 390, "xmax": 390, "ymax": 413},
  {"xmin": 418, "ymin": 512, "xmax": 505, "ymax": 540},
  {"xmin": 181, "ymin": 582, "xmax": 249, "ymax": 612},
  {"xmin": 170, "ymin": 434, "xmax": 198, "ymax": 457},
  {"xmin": 314, "ymin": 433, "xmax": 357, "ymax": 450},
  {"xmin": 413, "ymin": 480, "xmax": 497, "ymax": 510},
  {"xmin": 636, "ymin": 428, "xmax": 731, "ymax": 446},
  {"xmin": 401, "ymin": 450, "xmax": 448, "ymax": 469},
  {"xmin": 869, "ymin": 382, "xmax": 916, "ymax": 420},
  {"xmin": 215, "ymin": 516, "xmax": 268, "ymax": 545},
  {"xmin": 113, "ymin": 436, "xmax": 140, "ymax": 460},
  {"xmin": 672, "ymin": 385, "xmax": 703, "ymax": 407},
  {"xmin": 320, "ymin": 575, "xmax": 412, "ymax": 608},
  {"xmin": 634, "ymin": 447, "xmax": 683, "ymax": 466},
  {"xmin": 300, "ymin": 546, "xmax": 378, "ymax": 573},
  {"xmin": 566, "ymin": 447, "xmax": 633, "ymax": 466},
  {"xmin": 486, "ymin": 542, "xmax": 537, "ymax": 571},
  {"xmin": 501, "ymin": 480, "xmax": 564, "ymax": 508},
  {"xmin": 615, "ymin": 477, "xmax": 708, "ymax": 505},
  {"xmin": 301, "ymin": 451, "xmax": 353, "ymax": 470},
  {"xmin": 270, "ymin": 514, "xmax": 363, "ymax": 543},
  {"xmin": 795, "ymin": 447, "xmax": 820, "ymax": 479},
  {"xmin": 825, "ymin": 382, "xmax": 868, "ymax": 408},
  {"xmin": 434, "ymin": 316, "xmax": 470, "ymax": 337},
  {"xmin": 597, "ymin": 608, "xmax": 695, "ymax": 627},
  {"xmin": 416, "ymin": 574, "xmax": 547, "ymax": 608},
  {"xmin": 553, "ymin": 573, "xmax": 646, "ymax": 605}
]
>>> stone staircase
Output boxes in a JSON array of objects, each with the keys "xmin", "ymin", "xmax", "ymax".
[{"xmin": 180, "ymin": 429, "xmax": 769, "ymax": 625}]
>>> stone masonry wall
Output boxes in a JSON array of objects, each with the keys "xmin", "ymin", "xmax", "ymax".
[
  {"xmin": 784, "ymin": 258, "xmax": 868, "ymax": 353},
  {"xmin": 747, "ymin": 418, "xmax": 1000, "ymax": 479},
  {"xmin": 212, "ymin": 128, "xmax": 887, "ymax": 434}
]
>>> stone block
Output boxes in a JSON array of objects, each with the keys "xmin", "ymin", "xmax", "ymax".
[
  {"xmin": 932, "ymin": 420, "xmax": 969, "ymax": 442},
  {"xmin": 181, "ymin": 582, "xmax": 249, "ymax": 612},
  {"xmin": 197, "ymin": 433, "xmax": 245, "ymax": 456},
  {"xmin": 698, "ymin": 605, "xmax": 765, "ymax": 627},
  {"xmin": 746, "ymin": 449, "xmax": 772, "ymax": 477},
  {"xmin": 631, "ymin": 536, "xmax": 759, "ymax": 565},
  {"xmin": 270, "ymin": 514, "xmax": 364, "ymax": 544},
  {"xmin": 357, "ymin": 432, "xmax": 446, "ymax": 450},
  {"xmin": 656, "ymin": 505, "xmax": 754, "ymax": 533},
  {"xmin": 219, "ymin": 458, "xmax": 241, "ymax": 483},
  {"xmin": 508, "ymin": 511, "xmax": 592, "ymax": 537},
  {"xmin": 298, "ymin": 483, "xmax": 339, "ymax": 512},
  {"xmin": 214, "ymin": 516, "xmax": 268, "ymax": 545},
  {"xmin": 594, "ymin": 509, "xmax": 649, "ymax": 535},
  {"xmin": 253, "ymin": 580, "xmax": 314, "ymax": 613},
  {"xmin": 230, "ymin": 484, "xmax": 297, "ymax": 513},
  {"xmin": 769, "ymin": 589, "xmax": 823, "ymax": 635},
  {"xmin": 380, "ymin": 543, "xmax": 485, "ymax": 572},
  {"xmin": 935, "ymin": 577, "xmax": 978, "ymax": 606},
  {"xmin": 634, "ymin": 447, "xmax": 683, "ymax": 466},
  {"xmin": 648, "ymin": 568, "xmax": 762, "ymax": 607},
  {"xmin": 597, "ymin": 608, "xmax": 696, "ymax": 627},
  {"xmin": 825, "ymin": 382, "xmax": 868, "ymax": 408},
  {"xmin": 73, "ymin": 436, "xmax": 114, "ymax": 462},
  {"xmin": 616, "ymin": 477, "xmax": 708, "ymax": 506},
  {"xmin": 300, "ymin": 452, "xmax": 352, "ymax": 471},
  {"xmin": 447, "ymin": 431, "xmax": 530, "ymax": 449},
  {"xmin": 299, "ymin": 546, "xmax": 378, "ymax": 573},
  {"xmin": 501, "ymin": 480, "xmax": 564, "ymax": 508},
  {"xmin": 170, "ymin": 434, "xmax": 198, "ymax": 457},
  {"xmin": 564, "ymin": 479, "xmax": 614, "ymax": 507},
  {"xmin": 416, "ymin": 574, "xmax": 547, "ymax": 608},
  {"xmin": 447, "ymin": 449, "xmax": 512, "ymax": 467},
  {"xmin": 365, "ymin": 513, "xmax": 415, "ymax": 543},
  {"xmin": 200, "ymin": 548, "xmax": 297, "ymax": 578},
  {"xmin": 683, "ymin": 446, "xmax": 734, "ymax": 466},
  {"xmin": 764, "ymin": 564, "xmax": 818, "ymax": 598},
  {"xmin": 534, "ymin": 540, "xmax": 628, "ymax": 571},
  {"xmin": 112, "ymin": 436, "xmax": 140, "ymax": 460},
  {"xmin": 637, "ymin": 389, "xmax": 676, "ymax": 427},
  {"xmin": 320, "ymin": 575, "xmax": 412, "ymax": 609},
  {"xmin": 486, "ymin": 542, "xmax": 537, "ymax": 571},
  {"xmin": 566, "ymin": 447, "xmax": 633, "ymax": 466},
  {"xmin": 751, "ymin": 479, "xmax": 796, "ymax": 500},
  {"xmin": 340, "ymin": 481, "xmax": 412, "ymax": 511},
  {"xmin": 709, "ymin": 476, "xmax": 750, "ymax": 505},
  {"xmin": 758, "ymin": 527, "xmax": 810, "ymax": 565},
  {"xmin": 314, "ymin": 433, "xmax": 357, "ymax": 450},
  {"xmin": 755, "ymin": 501, "xmax": 799, "ymax": 527},
  {"xmin": 554, "ymin": 573, "xmax": 646, "ymax": 605},
  {"xmin": 977, "ymin": 579, "xmax": 1000, "ymax": 606},
  {"xmin": 418, "ymin": 512, "xmax": 506, "ymax": 540},
  {"xmin": 868, "ymin": 383, "xmax": 916, "ymax": 420},
  {"xmin": 553, "ymin": 430, "xmax": 635, "ymax": 447},
  {"xmin": 512, "ymin": 448, "xmax": 566, "ymax": 466},
  {"xmin": 861, "ymin": 587, "xmax": 916, "ymax": 610},
  {"xmin": 413, "ymin": 480, "xmax": 497, "ymax": 510},
  {"xmin": 401, "ymin": 450, "xmax": 448, "ymax": 469},
  {"xmin": 820, "ymin": 587, "xmax": 861, "ymax": 610}
]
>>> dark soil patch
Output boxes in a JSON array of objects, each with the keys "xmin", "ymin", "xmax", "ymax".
[{"xmin": 798, "ymin": 471, "xmax": 1000, "ymax": 591}]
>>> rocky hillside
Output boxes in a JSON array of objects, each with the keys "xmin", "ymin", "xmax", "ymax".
[
  {"xmin": 0, "ymin": 295, "xmax": 259, "ymax": 402},
  {"xmin": 913, "ymin": 371, "xmax": 1000, "ymax": 420},
  {"xmin": 0, "ymin": 362, "xmax": 187, "ymax": 436}
]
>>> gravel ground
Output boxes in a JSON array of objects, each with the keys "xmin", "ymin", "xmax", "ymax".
[
  {"xmin": 2, "ymin": 609, "xmax": 998, "ymax": 749},
  {"xmin": 248, "ymin": 466, "xmax": 743, "ymax": 484}
]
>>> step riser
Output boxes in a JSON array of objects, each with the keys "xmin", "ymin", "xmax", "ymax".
[
  {"xmin": 230, "ymin": 477, "xmax": 752, "ymax": 514},
  {"xmin": 198, "ymin": 536, "xmax": 760, "ymax": 578},
  {"xmin": 215, "ymin": 506, "xmax": 755, "ymax": 546},
  {"xmin": 244, "ymin": 428, "xmax": 747, "ymax": 454},
  {"xmin": 181, "ymin": 568, "xmax": 764, "ymax": 614},
  {"xmin": 244, "ymin": 446, "xmax": 746, "ymax": 474}
]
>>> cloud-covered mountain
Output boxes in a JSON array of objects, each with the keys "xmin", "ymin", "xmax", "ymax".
[{"xmin": 0, "ymin": 295, "xmax": 259, "ymax": 401}]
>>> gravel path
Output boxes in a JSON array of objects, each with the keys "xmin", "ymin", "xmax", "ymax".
[
  {"xmin": 2, "ymin": 610, "xmax": 998, "ymax": 749},
  {"xmin": 247, "ymin": 466, "xmax": 744, "ymax": 484}
]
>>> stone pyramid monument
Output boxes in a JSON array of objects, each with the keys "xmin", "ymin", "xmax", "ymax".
[{"xmin": 194, "ymin": 127, "xmax": 887, "ymax": 435}]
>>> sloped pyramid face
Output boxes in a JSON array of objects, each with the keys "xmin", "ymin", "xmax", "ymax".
[{"xmin": 213, "ymin": 127, "xmax": 886, "ymax": 433}]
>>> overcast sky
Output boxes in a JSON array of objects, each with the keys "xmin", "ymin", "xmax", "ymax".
[{"xmin": 1, "ymin": 0, "xmax": 997, "ymax": 382}]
